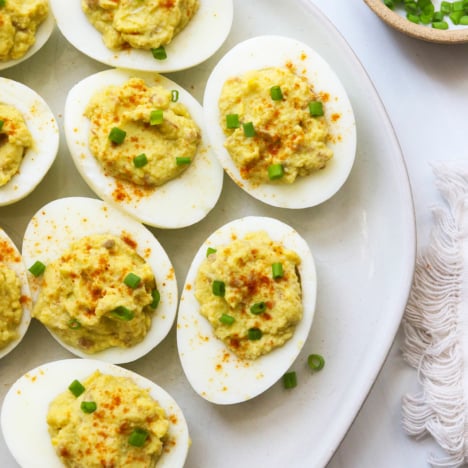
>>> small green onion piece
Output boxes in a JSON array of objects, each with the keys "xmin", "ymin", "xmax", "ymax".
[
  {"xmin": 133, "ymin": 153, "xmax": 148, "ymax": 168},
  {"xmin": 80, "ymin": 401, "xmax": 97, "ymax": 414},
  {"xmin": 68, "ymin": 379, "xmax": 85, "ymax": 397},
  {"xmin": 383, "ymin": 0, "xmax": 395, "ymax": 8},
  {"xmin": 422, "ymin": 3, "xmax": 435, "ymax": 15},
  {"xmin": 308, "ymin": 101, "xmax": 324, "ymax": 117},
  {"xmin": 0, "ymin": 0, "xmax": 5, "ymax": 7},
  {"xmin": 128, "ymin": 428, "xmax": 149, "ymax": 447},
  {"xmin": 110, "ymin": 306, "xmax": 134, "ymax": 321},
  {"xmin": 248, "ymin": 327, "xmax": 262, "ymax": 340},
  {"xmin": 212, "ymin": 280, "xmax": 225, "ymax": 297},
  {"xmin": 268, "ymin": 163, "xmax": 284, "ymax": 180},
  {"xmin": 453, "ymin": 0, "xmax": 464, "ymax": 12},
  {"xmin": 420, "ymin": 13, "xmax": 433, "ymax": 24},
  {"xmin": 108, "ymin": 127, "xmax": 126, "ymax": 144},
  {"xmin": 242, "ymin": 122, "xmax": 256, "ymax": 137},
  {"xmin": 406, "ymin": 13, "xmax": 420, "ymax": 23},
  {"xmin": 432, "ymin": 10, "xmax": 444, "ymax": 21},
  {"xmin": 219, "ymin": 313, "xmax": 235, "ymax": 325},
  {"xmin": 206, "ymin": 247, "xmax": 217, "ymax": 257},
  {"xmin": 283, "ymin": 371, "xmax": 297, "ymax": 389},
  {"xmin": 150, "ymin": 289, "xmax": 160, "ymax": 309},
  {"xmin": 450, "ymin": 10, "xmax": 464, "ymax": 24},
  {"xmin": 272, "ymin": 262, "xmax": 283, "ymax": 279},
  {"xmin": 150, "ymin": 109, "xmax": 164, "ymax": 125},
  {"xmin": 270, "ymin": 85, "xmax": 283, "ymax": 101},
  {"xmin": 171, "ymin": 89, "xmax": 179, "ymax": 102},
  {"xmin": 124, "ymin": 272, "xmax": 141, "ymax": 288},
  {"xmin": 28, "ymin": 260, "xmax": 46, "ymax": 277},
  {"xmin": 440, "ymin": 1, "xmax": 452, "ymax": 14},
  {"xmin": 226, "ymin": 113, "xmax": 240, "ymax": 129},
  {"xmin": 0, "ymin": 119, "xmax": 4, "ymax": 130},
  {"xmin": 151, "ymin": 46, "xmax": 167, "ymax": 60},
  {"xmin": 68, "ymin": 318, "xmax": 81, "ymax": 330},
  {"xmin": 460, "ymin": 15, "xmax": 468, "ymax": 24},
  {"xmin": 432, "ymin": 20, "xmax": 449, "ymax": 29},
  {"xmin": 176, "ymin": 156, "xmax": 191, "ymax": 165},
  {"xmin": 308, "ymin": 353, "xmax": 325, "ymax": 371},
  {"xmin": 404, "ymin": 2, "xmax": 418, "ymax": 14},
  {"xmin": 250, "ymin": 301, "xmax": 266, "ymax": 315}
]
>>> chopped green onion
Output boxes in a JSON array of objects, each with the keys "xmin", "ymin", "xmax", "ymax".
[
  {"xmin": 133, "ymin": 153, "xmax": 148, "ymax": 168},
  {"xmin": 450, "ymin": 10, "xmax": 464, "ymax": 23},
  {"xmin": 441, "ymin": 1, "xmax": 452, "ymax": 14},
  {"xmin": 68, "ymin": 379, "xmax": 85, "ymax": 397},
  {"xmin": 108, "ymin": 127, "xmax": 126, "ymax": 144},
  {"xmin": 432, "ymin": 20, "xmax": 449, "ymax": 29},
  {"xmin": 268, "ymin": 163, "xmax": 284, "ymax": 180},
  {"xmin": 407, "ymin": 13, "xmax": 420, "ymax": 22},
  {"xmin": 453, "ymin": 0, "xmax": 464, "ymax": 11},
  {"xmin": 176, "ymin": 157, "xmax": 191, "ymax": 165},
  {"xmin": 219, "ymin": 313, "xmax": 235, "ymax": 325},
  {"xmin": 171, "ymin": 89, "xmax": 179, "ymax": 102},
  {"xmin": 128, "ymin": 428, "xmax": 149, "ymax": 447},
  {"xmin": 383, "ymin": 0, "xmax": 395, "ymax": 8},
  {"xmin": 80, "ymin": 401, "xmax": 97, "ymax": 414},
  {"xmin": 150, "ymin": 109, "xmax": 164, "ymax": 125},
  {"xmin": 242, "ymin": 122, "xmax": 256, "ymax": 137},
  {"xmin": 206, "ymin": 247, "xmax": 217, "ymax": 257},
  {"xmin": 124, "ymin": 272, "xmax": 141, "ymax": 288},
  {"xmin": 250, "ymin": 301, "xmax": 266, "ymax": 315},
  {"xmin": 212, "ymin": 280, "xmax": 225, "ymax": 297},
  {"xmin": 0, "ymin": 0, "xmax": 5, "ymax": 7},
  {"xmin": 272, "ymin": 262, "xmax": 283, "ymax": 279},
  {"xmin": 68, "ymin": 318, "xmax": 81, "ymax": 330},
  {"xmin": 283, "ymin": 371, "xmax": 297, "ymax": 389},
  {"xmin": 248, "ymin": 327, "xmax": 262, "ymax": 340},
  {"xmin": 150, "ymin": 289, "xmax": 160, "ymax": 309},
  {"xmin": 0, "ymin": 119, "xmax": 4, "ymax": 130},
  {"xmin": 308, "ymin": 353, "xmax": 325, "ymax": 371},
  {"xmin": 151, "ymin": 46, "xmax": 167, "ymax": 60},
  {"xmin": 270, "ymin": 85, "xmax": 283, "ymax": 101},
  {"xmin": 460, "ymin": 15, "xmax": 468, "ymax": 24},
  {"xmin": 432, "ymin": 10, "xmax": 444, "ymax": 21},
  {"xmin": 405, "ymin": 2, "xmax": 418, "ymax": 14},
  {"xmin": 28, "ymin": 260, "xmax": 46, "ymax": 277},
  {"xmin": 110, "ymin": 306, "xmax": 134, "ymax": 321},
  {"xmin": 226, "ymin": 113, "xmax": 240, "ymax": 129},
  {"xmin": 308, "ymin": 101, "xmax": 324, "ymax": 117}
]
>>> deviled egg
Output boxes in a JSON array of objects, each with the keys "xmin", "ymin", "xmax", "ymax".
[
  {"xmin": 64, "ymin": 68, "xmax": 224, "ymax": 229},
  {"xmin": 0, "ymin": 77, "xmax": 59, "ymax": 206},
  {"xmin": 1, "ymin": 358, "xmax": 189, "ymax": 468},
  {"xmin": 177, "ymin": 216, "xmax": 317, "ymax": 404},
  {"xmin": 203, "ymin": 35, "xmax": 357, "ymax": 209},
  {"xmin": 0, "ymin": 227, "xmax": 32, "ymax": 359},
  {"xmin": 49, "ymin": 0, "xmax": 233, "ymax": 72},
  {"xmin": 21, "ymin": 196, "xmax": 178, "ymax": 364}
]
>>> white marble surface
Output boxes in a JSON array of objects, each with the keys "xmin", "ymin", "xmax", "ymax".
[{"xmin": 315, "ymin": 1, "xmax": 468, "ymax": 467}]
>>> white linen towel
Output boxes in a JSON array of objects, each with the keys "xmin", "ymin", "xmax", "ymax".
[{"xmin": 402, "ymin": 163, "xmax": 468, "ymax": 467}]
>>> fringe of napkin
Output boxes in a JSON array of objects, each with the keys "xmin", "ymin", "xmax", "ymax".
[{"xmin": 401, "ymin": 163, "xmax": 468, "ymax": 467}]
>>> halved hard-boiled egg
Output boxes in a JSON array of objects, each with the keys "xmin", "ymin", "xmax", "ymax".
[
  {"xmin": 64, "ymin": 68, "xmax": 224, "ymax": 229},
  {"xmin": 177, "ymin": 216, "xmax": 317, "ymax": 404},
  {"xmin": 1, "ymin": 358, "xmax": 190, "ymax": 467},
  {"xmin": 49, "ymin": 0, "xmax": 233, "ymax": 72},
  {"xmin": 0, "ymin": 77, "xmax": 59, "ymax": 206},
  {"xmin": 203, "ymin": 35, "xmax": 357, "ymax": 209},
  {"xmin": 21, "ymin": 196, "xmax": 178, "ymax": 364},
  {"xmin": 0, "ymin": 227, "xmax": 32, "ymax": 359}
]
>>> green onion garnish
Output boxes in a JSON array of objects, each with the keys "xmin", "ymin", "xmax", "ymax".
[
  {"xmin": 433, "ymin": 20, "xmax": 449, "ymax": 29},
  {"xmin": 308, "ymin": 101, "xmax": 324, "ymax": 117},
  {"xmin": 151, "ymin": 46, "xmax": 167, "ymax": 60},
  {"xmin": 68, "ymin": 318, "xmax": 81, "ymax": 330},
  {"xmin": 150, "ymin": 109, "xmax": 164, "ymax": 125},
  {"xmin": 133, "ymin": 153, "xmax": 148, "ymax": 168},
  {"xmin": 176, "ymin": 157, "xmax": 191, "ymax": 165},
  {"xmin": 283, "ymin": 371, "xmax": 297, "ymax": 389},
  {"xmin": 124, "ymin": 272, "xmax": 141, "ymax": 288},
  {"xmin": 460, "ymin": 14, "xmax": 468, "ymax": 24},
  {"xmin": 0, "ymin": 119, "xmax": 4, "ymax": 130},
  {"xmin": 108, "ymin": 127, "xmax": 126, "ymax": 144},
  {"xmin": 68, "ymin": 379, "xmax": 85, "ymax": 397},
  {"xmin": 110, "ymin": 306, "xmax": 134, "ymax": 321},
  {"xmin": 212, "ymin": 280, "xmax": 225, "ymax": 297},
  {"xmin": 248, "ymin": 327, "xmax": 262, "ymax": 340},
  {"xmin": 242, "ymin": 122, "xmax": 256, "ymax": 137},
  {"xmin": 28, "ymin": 260, "xmax": 46, "ymax": 277},
  {"xmin": 171, "ymin": 89, "xmax": 179, "ymax": 102},
  {"xmin": 128, "ymin": 428, "xmax": 149, "ymax": 447},
  {"xmin": 250, "ymin": 302, "xmax": 266, "ymax": 315},
  {"xmin": 272, "ymin": 262, "xmax": 283, "ymax": 279},
  {"xmin": 206, "ymin": 247, "xmax": 217, "ymax": 257},
  {"xmin": 308, "ymin": 353, "xmax": 325, "ymax": 371},
  {"xmin": 0, "ymin": 0, "xmax": 5, "ymax": 7},
  {"xmin": 150, "ymin": 289, "xmax": 160, "ymax": 308},
  {"xmin": 226, "ymin": 113, "xmax": 240, "ymax": 129},
  {"xmin": 80, "ymin": 401, "xmax": 97, "ymax": 413},
  {"xmin": 268, "ymin": 163, "xmax": 284, "ymax": 180},
  {"xmin": 219, "ymin": 313, "xmax": 235, "ymax": 325},
  {"xmin": 270, "ymin": 85, "xmax": 283, "ymax": 101}
]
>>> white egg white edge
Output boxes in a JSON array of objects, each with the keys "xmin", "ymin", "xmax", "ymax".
[
  {"xmin": 0, "ymin": 12, "xmax": 55, "ymax": 71},
  {"xmin": 0, "ymin": 228, "xmax": 32, "ymax": 360},
  {"xmin": 177, "ymin": 216, "xmax": 317, "ymax": 405},
  {"xmin": 64, "ymin": 68, "xmax": 224, "ymax": 229},
  {"xmin": 0, "ymin": 358, "xmax": 190, "ymax": 468},
  {"xmin": 203, "ymin": 34, "xmax": 357, "ymax": 209},
  {"xmin": 21, "ymin": 197, "xmax": 178, "ymax": 364},
  {"xmin": 49, "ymin": 0, "xmax": 233, "ymax": 72},
  {"xmin": 0, "ymin": 77, "xmax": 59, "ymax": 206}
]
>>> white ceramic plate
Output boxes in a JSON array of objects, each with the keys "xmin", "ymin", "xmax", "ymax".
[{"xmin": 0, "ymin": 1, "xmax": 415, "ymax": 467}]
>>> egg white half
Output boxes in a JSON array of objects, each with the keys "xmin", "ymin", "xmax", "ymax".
[
  {"xmin": 177, "ymin": 216, "xmax": 317, "ymax": 404},
  {"xmin": 49, "ymin": 0, "xmax": 233, "ymax": 72},
  {"xmin": 0, "ymin": 227, "xmax": 32, "ymax": 360},
  {"xmin": 203, "ymin": 35, "xmax": 357, "ymax": 209},
  {"xmin": 64, "ymin": 68, "xmax": 224, "ymax": 229},
  {"xmin": 21, "ymin": 196, "xmax": 178, "ymax": 364},
  {"xmin": 1, "ymin": 358, "xmax": 190, "ymax": 468},
  {"xmin": 0, "ymin": 78, "xmax": 59, "ymax": 206}
]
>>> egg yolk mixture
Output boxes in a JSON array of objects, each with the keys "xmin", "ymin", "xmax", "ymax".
[
  {"xmin": 0, "ymin": 0, "xmax": 48, "ymax": 61},
  {"xmin": 195, "ymin": 231, "xmax": 303, "ymax": 360},
  {"xmin": 47, "ymin": 371, "xmax": 169, "ymax": 468},
  {"xmin": 218, "ymin": 67, "xmax": 333, "ymax": 185},
  {"xmin": 0, "ymin": 262, "xmax": 22, "ymax": 349},
  {"xmin": 82, "ymin": 0, "xmax": 199, "ymax": 51},
  {"xmin": 32, "ymin": 234, "xmax": 159, "ymax": 353},
  {"xmin": 84, "ymin": 77, "xmax": 200, "ymax": 187},
  {"xmin": 0, "ymin": 103, "xmax": 32, "ymax": 187}
]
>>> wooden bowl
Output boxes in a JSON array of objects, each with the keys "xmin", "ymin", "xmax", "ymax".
[{"xmin": 363, "ymin": 0, "xmax": 468, "ymax": 44}]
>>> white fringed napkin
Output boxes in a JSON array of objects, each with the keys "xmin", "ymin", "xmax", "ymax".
[{"xmin": 402, "ymin": 163, "xmax": 468, "ymax": 467}]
